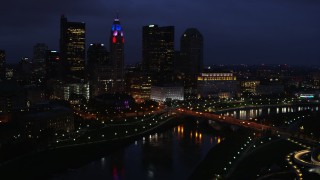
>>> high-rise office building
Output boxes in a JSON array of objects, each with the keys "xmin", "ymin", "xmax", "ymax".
[
  {"xmin": 0, "ymin": 50, "xmax": 5, "ymax": 81},
  {"xmin": 18, "ymin": 57, "xmax": 32, "ymax": 84},
  {"xmin": 175, "ymin": 28, "xmax": 203, "ymax": 98},
  {"xmin": 60, "ymin": 15, "xmax": 86, "ymax": 80},
  {"xmin": 179, "ymin": 28, "xmax": 203, "ymax": 75},
  {"xmin": 142, "ymin": 25, "xmax": 174, "ymax": 81},
  {"xmin": 33, "ymin": 43, "xmax": 48, "ymax": 83},
  {"xmin": 45, "ymin": 50, "xmax": 61, "ymax": 80},
  {"xmin": 109, "ymin": 17, "xmax": 125, "ymax": 92},
  {"xmin": 87, "ymin": 43, "xmax": 112, "ymax": 96},
  {"xmin": 125, "ymin": 64, "xmax": 152, "ymax": 102},
  {"xmin": 87, "ymin": 44, "xmax": 109, "ymax": 64}
]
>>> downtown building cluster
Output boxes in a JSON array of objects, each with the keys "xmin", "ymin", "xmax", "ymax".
[
  {"xmin": 0, "ymin": 15, "xmax": 203, "ymax": 142},
  {"xmin": 1, "ymin": 15, "xmax": 320, "ymax": 166},
  {"xmin": 0, "ymin": 16, "xmax": 204, "ymax": 104},
  {"xmin": 1, "ymin": 15, "xmax": 320, "ymax": 129}
]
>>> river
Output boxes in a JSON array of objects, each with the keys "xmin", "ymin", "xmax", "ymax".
[
  {"xmin": 47, "ymin": 105, "xmax": 319, "ymax": 179},
  {"xmin": 50, "ymin": 122, "xmax": 222, "ymax": 180}
]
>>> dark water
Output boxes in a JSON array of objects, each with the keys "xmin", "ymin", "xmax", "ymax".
[
  {"xmin": 221, "ymin": 106, "xmax": 319, "ymax": 120},
  {"xmin": 51, "ymin": 123, "xmax": 221, "ymax": 180}
]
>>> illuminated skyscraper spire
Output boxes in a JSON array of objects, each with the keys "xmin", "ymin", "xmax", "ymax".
[{"xmin": 110, "ymin": 14, "xmax": 124, "ymax": 92}]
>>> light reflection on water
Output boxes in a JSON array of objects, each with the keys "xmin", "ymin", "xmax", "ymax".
[
  {"xmin": 223, "ymin": 106, "xmax": 320, "ymax": 120},
  {"xmin": 51, "ymin": 123, "xmax": 221, "ymax": 180}
]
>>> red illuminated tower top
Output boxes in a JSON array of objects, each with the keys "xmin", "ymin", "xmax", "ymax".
[{"xmin": 110, "ymin": 16, "xmax": 124, "ymax": 44}]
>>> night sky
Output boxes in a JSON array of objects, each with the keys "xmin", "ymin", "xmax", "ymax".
[{"xmin": 1, "ymin": 0, "xmax": 320, "ymax": 65}]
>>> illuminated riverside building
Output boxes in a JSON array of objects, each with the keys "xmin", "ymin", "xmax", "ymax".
[
  {"xmin": 142, "ymin": 25, "xmax": 174, "ymax": 82},
  {"xmin": 109, "ymin": 17, "xmax": 125, "ymax": 92},
  {"xmin": 197, "ymin": 73, "xmax": 239, "ymax": 99},
  {"xmin": 60, "ymin": 15, "xmax": 86, "ymax": 80},
  {"xmin": 197, "ymin": 73, "xmax": 236, "ymax": 81},
  {"xmin": 150, "ymin": 84, "xmax": 184, "ymax": 102},
  {"xmin": 0, "ymin": 50, "xmax": 5, "ymax": 81}
]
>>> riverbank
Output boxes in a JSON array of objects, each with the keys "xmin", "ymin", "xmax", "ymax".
[
  {"xmin": 0, "ymin": 116, "xmax": 183, "ymax": 179},
  {"xmin": 190, "ymin": 109, "xmax": 320, "ymax": 179},
  {"xmin": 189, "ymin": 128, "xmax": 255, "ymax": 179}
]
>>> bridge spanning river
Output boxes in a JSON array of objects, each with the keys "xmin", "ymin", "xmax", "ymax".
[
  {"xmin": 174, "ymin": 108, "xmax": 319, "ymax": 144},
  {"xmin": 175, "ymin": 108, "xmax": 273, "ymax": 131}
]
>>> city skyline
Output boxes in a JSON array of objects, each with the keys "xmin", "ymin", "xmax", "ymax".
[
  {"xmin": 1, "ymin": 0, "xmax": 320, "ymax": 65},
  {"xmin": 1, "ymin": 1, "xmax": 320, "ymax": 179}
]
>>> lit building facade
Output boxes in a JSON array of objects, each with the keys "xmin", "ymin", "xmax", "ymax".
[
  {"xmin": 5, "ymin": 68, "xmax": 13, "ymax": 81},
  {"xmin": 110, "ymin": 17, "xmax": 125, "ymax": 92},
  {"xmin": 151, "ymin": 85, "xmax": 184, "ymax": 102},
  {"xmin": 197, "ymin": 73, "xmax": 239, "ymax": 98},
  {"xmin": 241, "ymin": 80, "xmax": 260, "ymax": 94},
  {"xmin": 139, "ymin": 76, "xmax": 152, "ymax": 100},
  {"xmin": 129, "ymin": 75, "xmax": 152, "ymax": 102},
  {"xmin": 52, "ymin": 81, "xmax": 90, "ymax": 103},
  {"xmin": 125, "ymin": 65, "xmax": 152, "ymax": 102},
  {"xmin": 60, "ymin": 15, "xmax": 86, "ymax": 80}
]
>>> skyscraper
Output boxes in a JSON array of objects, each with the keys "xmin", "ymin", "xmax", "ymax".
[
  {"xmin": 33, "ymin": 43, "xmax": 48, "ymax": 83},
  {"xmin": 45, "ymin": 50, "xmax": 61, "ymax": 80},
  {"xmin": 176, "ymin": 28, "xmax": 203, "ymax": 98},
  {"xmin": 179, "ymin": 28, "xmax": 203, "ymax": 75},
  {"xmin": 87, "ymin": 43, "xmax": 109, "ymax": 75},
  {"xmin": 0, "ymin": 50, "xmax": 5, "ymax": 81},
  {"xmin": 109, "ymin": 17, "xmax": 125, "ymax": 92},
  {"xmin": 60, "ymin": 15, "xmax": 86, "ymax": 80},
  {"xmin": 87, "ymin": 43, "xmax": 112, "ymax": 96},
  {"xmin": 142, "ymin": 25, "xmax": 175, "ymax": 78}
]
